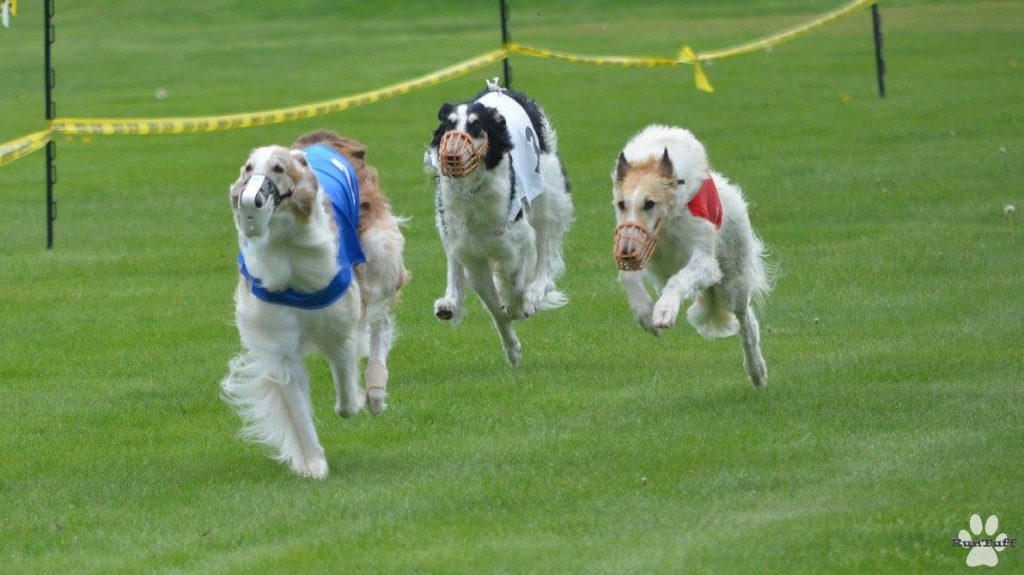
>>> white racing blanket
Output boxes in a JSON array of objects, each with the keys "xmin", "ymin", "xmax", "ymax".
[{"xmin": 475, "ymin": 89, "xmax": 545, "ymax": 219}]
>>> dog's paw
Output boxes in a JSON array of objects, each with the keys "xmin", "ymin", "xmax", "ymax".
[
  {"xmin": 652, "ymin": 297, "xmax": 680, "ymax": 329},
  {"xmin": 636, "ymin": 311, "xmax": 662, "ymax": 337},
  {"xmin": 365, "ymin": 361, "xmax": 388, "ymax": 416},
  {"xmin": 434, "ymin": 298, "xmax": 462, "ymax": 323},
  {"xmin": 335, "ymin": 388, "xmax": 367, "ymax": 419},
  {"xmin": 503, "ymin": 335, "xmax": 522, "ymax": 367},
  {"xmin": 296, "ymin": 456, "xmax": 329, "ymax": 480}
]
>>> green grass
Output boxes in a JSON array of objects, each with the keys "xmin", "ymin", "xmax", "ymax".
[{"xmin": 1, "ymin": 1, "xmax": 1022, "ymax": 572}]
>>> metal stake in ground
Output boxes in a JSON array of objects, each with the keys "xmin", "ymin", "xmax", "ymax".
[
  {"xmin": 871, "ymin": 2, "xmax": 885, "ymax": 98},
  {"xmin": 45, "ymin": 0, "xmax": 57, "ymax": 248},
  {"xmin": 499, "ymin": 0, "xmax": 512, "ymax": 89}
]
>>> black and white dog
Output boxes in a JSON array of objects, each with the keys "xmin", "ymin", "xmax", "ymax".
[{"xmin": 425, "ymin": 79, "xmax": 573, "ymax": 366}]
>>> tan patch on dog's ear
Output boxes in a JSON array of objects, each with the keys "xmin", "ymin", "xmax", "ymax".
[
  {"xmin": 620, "ymin": 156, "xmax": 677, "ymax": 206},
  {"xmin": 283, "ymin": 153, "xmax": 317, "ymax": 222}
]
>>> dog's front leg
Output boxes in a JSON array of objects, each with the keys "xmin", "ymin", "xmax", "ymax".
[
  {"xmin": 619, "ymin": 270, "xmax": 660, "ymax": 336},
  {"xmin": 434, "ymin": 249, "xmax": 467, "ymax": 324},
  {"xmin": 652, "ymin": 250, "xmax": 723, "ymax": 329},
  {"xmin": 464, "ymin": 260, "xmax": 522, "ymax": 366}
]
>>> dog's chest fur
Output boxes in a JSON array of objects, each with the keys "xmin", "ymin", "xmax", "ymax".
[
  {"xmin": 646, "ymin": 214, "xmax": 719, "ymax": 283},
  {"xmin": 437, "ymin": 160, "xmax": 523, "ymax": 256},
  {"xmin": 241, "ymin": 203, "xmax": 338, "ymax": 293}
]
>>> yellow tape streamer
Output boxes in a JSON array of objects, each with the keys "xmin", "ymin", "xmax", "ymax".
[
  {"xmin": 52, "ymin": 48, "xmax": 508, "ymax": 136},
  {"xmin": 0, "ymin": 0, "xmax": 877, "ymax": 168},
  {"xmin": 0, "ymin": 129, "xmax": 51, "ymax": 167},
  {"xmin": 699, "ymin": 0, "xmax": 876, "ymax": 60},
  {"xmin": 11, "ymin": 0, "xmax": 15, "ymax": 16},
  {"xmin": 508, "ymin": 0, "xmax": 875, "ymax": 91}
]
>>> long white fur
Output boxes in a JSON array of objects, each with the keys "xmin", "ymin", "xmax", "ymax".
[
  {"xmin": 427, "ymin": 103, "xmax": 573, "ymax": 366},
  {"xmin": 614, "ymin": 125, "xmax": 772, "ymax": 388},
  {"xmin": 221, "ymin": 144, "xmax": 406, "ymax": 479}
]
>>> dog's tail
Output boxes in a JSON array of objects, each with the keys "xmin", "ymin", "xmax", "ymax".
[
  {"xmin": 220, "ymin": 352, "xmax": 327, "ymax": 479},
  {"xmin": 537, "ymin": 289, "xmax": 569, "ymax": 311}
]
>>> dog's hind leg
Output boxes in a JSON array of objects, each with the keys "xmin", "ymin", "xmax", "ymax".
[
  {"xmin": 365, "ymin": 310, "xmax": 394, "ymax": 416},
  {"xmin": 434, "ymin": 250, "xmax": 467, "ymax": 324},
  {"xmin": 465, "ymin": 260, "xmax": 522, "ymax": 366},
  {"xmin": 525, "ymin": 162, "xmax": 573, "ymax": 314},
  {"xmin": 735, "ymin": 305, "xmax": 767, "ymax": 389},
  {"xmin": 327, "ymin": 336, "xmax": 367, "ymax": 418}
]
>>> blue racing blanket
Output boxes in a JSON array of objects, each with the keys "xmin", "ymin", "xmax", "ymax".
[{"xmin": 238, "ymin": 144, "xmax": 366, "ymax": 309}]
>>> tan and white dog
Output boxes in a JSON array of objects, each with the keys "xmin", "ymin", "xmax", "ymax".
[
  {"xmin": 612, "ymin": 125, "xmax": 772, "ymax": 388},
  {"xmin": 222, "ymin": 130, "xmax": 408, "ymax": 478}
]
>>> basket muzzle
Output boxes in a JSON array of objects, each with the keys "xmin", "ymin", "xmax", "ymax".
[
  {"xmin": 613, "ymin": 218, "xmax": 665, "ymax": 271},
  {"xmin": 438, "ymin": 130, "xmax": 488, "ymax": 178}
]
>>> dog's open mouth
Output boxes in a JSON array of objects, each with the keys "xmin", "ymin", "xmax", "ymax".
[
  {"xmin": 613, "ymin": 219, "xmax": 664, "ymax": 271},
  {"xmin": 439, "ymin": 130, "xmax": 488, "ymax": 177}
]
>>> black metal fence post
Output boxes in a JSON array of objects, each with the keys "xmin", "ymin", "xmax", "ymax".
[
  {"xmin": 871, "ymin": 2, "xmax": 885, "ymax": 98},
  {"xmin": 499, "ymin": 0, "xmax": 512, "ymax": 88},
  {"xmin": 44, "ymin": 0, "xmax": 57, "ymax": 248}
]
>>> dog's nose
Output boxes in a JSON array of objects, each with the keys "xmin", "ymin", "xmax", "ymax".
[{"xmin": 619, "ymin": 241, "xmax": 636, "ymax": 257}]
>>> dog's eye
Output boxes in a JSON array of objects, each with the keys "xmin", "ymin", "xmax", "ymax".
[
  {"xmin": 643, "ymin": 200, "xmax": 656, "ymax": 211},
  {"xmin": 272, "ymin": 164, "xmax": 285, "ymax": 174},
  {"xmin": 244, "ymin": 164, "xmax": 253, "ymax": 172},
  {"xmin": 616, "ymin": 200, "xmax": 626, "ymax": 211}
]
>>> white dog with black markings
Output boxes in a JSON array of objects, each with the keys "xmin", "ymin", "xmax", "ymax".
[
  {"xmin": 612, "ymin": 125, "xmax": 772, "ymax": 388},
  {"xmin": 425, "ymin": 80, "xmax": 573, "ymax": 366},
  {"xmin": 222, "ymin": 130, "xmax": 408, "ymax": 478}
]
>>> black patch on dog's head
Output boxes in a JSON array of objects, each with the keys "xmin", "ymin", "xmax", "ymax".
[
  {"xmin": 430, "ymin": 102, "xmax": 457, "ymax": 149},
  {"xmin": 470, "ymin": 102, "xmax": 512, "ymax": 170}
]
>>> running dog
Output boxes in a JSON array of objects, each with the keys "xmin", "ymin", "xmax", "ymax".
[
  {"xmin": 612, "ymin": 125, "xmax": 772, "ymax": 388},
  {"xmin": 222, "ymin": 130, "xmax": 408, "ymax": 478},
  {"xmin": 426, "ymin": 79, "xmax": 573, "ymax": 366}
]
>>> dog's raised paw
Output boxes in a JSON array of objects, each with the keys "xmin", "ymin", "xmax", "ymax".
[
  {"xmin": 434, "ymin": 298, "xmax": 460, "ymax": 321},
  {"xmin": 652, "ymin": 298, "xmax": 680, "ymax": 329}
]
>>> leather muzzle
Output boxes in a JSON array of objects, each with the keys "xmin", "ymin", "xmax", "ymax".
[
  {"xmin": 438, "ymin": 130, "xmax": 487, "ymax": 177},
  {"xmin": 613, "ymin": 218, "xmax": 664, "ymax": 271}
]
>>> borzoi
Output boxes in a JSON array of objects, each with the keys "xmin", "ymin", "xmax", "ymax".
[
  {"xmin": 612, "ymin": 125, "xmax": 772, "ymax": 388},
  {"xmin": 222, "ymin": 130, "xmax": 408, "ymax": 478},
  {"xmin": 425, "ymin": 79, "xmax": 573, "ymax": 366}
]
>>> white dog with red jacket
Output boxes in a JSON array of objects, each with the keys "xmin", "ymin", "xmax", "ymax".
[
  {"xmin": 426, "ymin": 80, "xmax": 573, "ymax": 366},
  {"xmin": 612, "ymin": 125, "xmax": 772, "ymax": 388}
]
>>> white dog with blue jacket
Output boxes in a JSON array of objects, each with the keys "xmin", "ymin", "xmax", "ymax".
[{"xmin": 223, "ymin": 130, "xmax": 408, "ymax": 479}]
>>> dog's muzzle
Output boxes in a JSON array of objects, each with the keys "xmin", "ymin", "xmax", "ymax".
[
  {"xmin": 237, "ymin": 174, "xmax": 292, "ymax": 238},
  {"xmin": 613, "ymin": 219, "xmax": 664, "ymax": 271},
  {"xmin": 438, "ymin": 130, "xmax": 488, "ymax": 178}
]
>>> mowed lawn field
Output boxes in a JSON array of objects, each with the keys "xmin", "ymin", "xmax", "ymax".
[{"xmin": 1, "ymin": 0, "xmax": 1021, "ymax": 572}]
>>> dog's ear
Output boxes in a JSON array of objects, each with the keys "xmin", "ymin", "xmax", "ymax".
[
  {"xmin": 658, "ymin": 147, "xmax": 674, "ymax": 180},
  {"xmin": 615, "ymin": 152, "xmax": 630, "ymax": 182},
  {"xmin": 437, "ymin": 102, "xmax": 455, "ymax": 121},
  {"xmin": 489, "ymin": 109, "xmax": 507, "ymax": 131},
  {"xmin": 290, "ymin": 149, "xmax": 308, "ymax": 168}
]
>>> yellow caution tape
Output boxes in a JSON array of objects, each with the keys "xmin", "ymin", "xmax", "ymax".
[
  {"xmin": 508, "ymin": 0, "xmax": 876, "ymax": 92},
  {"xmin": 0, "ymin": 129, "xmax": 51, "ymax": 167},
  {"xmin": 699, "ymin": 0, "xmax": 876, "ymax": 60},
  {"xmin": 0, "ymin": 0, "xmax": 877, "ymax": 168},
  {"xmin": 52, "ymin": 48, "xmax": 508, "ymax": 136}
]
